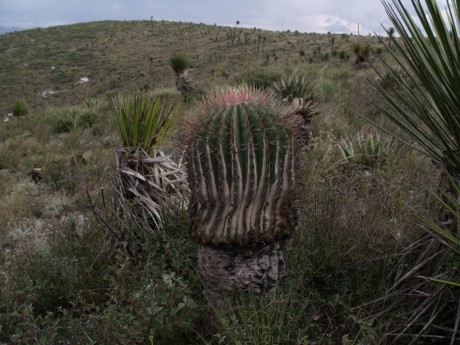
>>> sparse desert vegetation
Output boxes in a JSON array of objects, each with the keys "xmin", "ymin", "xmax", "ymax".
[{"xmin": 0, "ymin": 0, "xmax": 459, "ymax": 344}]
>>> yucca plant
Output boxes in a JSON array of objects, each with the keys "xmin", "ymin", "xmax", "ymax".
[
  {"xmin": 109, "ymin": 93, "xmax": 188, "ymax": 257},
  {"xmin": 363, "ymin": 0, "xmax": 460, "ymax": 342},
  {"xmin": 169, "ymin": 52, "xmax": 193, "ymax": 98},
  {"xmin": 183, "ymin": 86, "xmax": 299, "ymax": 304},
  {"xmin": 352, "ymin": 43, "xmax": 371, "ymax": 66}
]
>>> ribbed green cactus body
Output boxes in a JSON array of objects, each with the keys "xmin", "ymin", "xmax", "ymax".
[{"xmin": 186, "ymin": 90, "xmax": 297, "ymax": 246}]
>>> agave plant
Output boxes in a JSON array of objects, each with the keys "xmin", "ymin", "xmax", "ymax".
[
  {"xmin": 363, "ymin": 0, "xmax": 460, "ymax": 342},
  {"xmin": 110, "ymin": 93, "xmax": 188, "ymax": 257},
  {"xmin": 338, "ymin": 133, "xmax": 397, "ymax": 170},
  {"xmin": 271, "ymin": 74, "xmax": 314, "ymax": 101},
  {"xmin": 272, "ymin": 75, "xmax": 318, "ymax": 145},
  {"xmin": 183, "ymin": 86, "xmax": 299, "ymax": 303}
]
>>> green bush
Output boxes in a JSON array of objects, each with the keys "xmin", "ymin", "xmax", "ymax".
[
  {"xmin": 0, "ymin": 203, "xmax": 201, "ymax": 344},
  {"xmin": 11, "ymin": 100, "xmax": 28, "ymax": 117},
  {"xmin": 240, "ymin": 68, "xmax": 283, "ymax": 90},
  {"xmin": 43, "ymin": 107, "xmax": 97, "ymax": 133}
]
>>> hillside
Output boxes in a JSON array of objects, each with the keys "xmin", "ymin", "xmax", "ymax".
[
  {"xmin": 2, "ymin": 19, "xmax": 456, "ymax": 344},
  {"xmin": 0, "ymin": 20, "xmax": 378, "ymax": 114}
]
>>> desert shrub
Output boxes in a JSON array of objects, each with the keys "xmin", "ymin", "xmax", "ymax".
[
  {"xmin": 76, "ymin": 109, "xmax": 96, "ymax": 128},
  {"xmin": 11, "ymin": 100, "xmax": 28, "ymax": 117},
  {"xmin": 240, "ymin": 68, "xmax": 283, "ymax": 89},
  {"xmin": 339, "ymin": 50, "xmax": 349, "ymax": 60},
  {"xmin": 314, "ymin": 76, "xmax": 335, "ymax": 103},
  {"xmin": 0, "ymin": 132, "xmax": 46, "ymax": 169},
  {"xmin": 0, "ymin": 194, "xmax": 201, "ymax": 344},
  {"xmin": 169, "ymin": 52, "xmax": 189, "ymax": 75},
  {"xmin": 293, "ymin": 128, "xmax": 434, "ymax": 291},
  {"xmin": 184, "ymin": 88, "xmax": 205, "ymax": 103},
  {"xmin": 374, "ymin": 65, "xmax": 404, "ymax": 90},
  {"xmin": 150, "ymin": 87, "xmax": 183, "ymax": 103},
  {"xmin": 0, "ymin": 216, "xmax": 110, "ymax": 343},
  {"xmin": 43, "ymin": 106, "xmax": 96, "ymax": 133}
]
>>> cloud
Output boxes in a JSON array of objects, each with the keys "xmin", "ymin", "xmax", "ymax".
[
  {"xmin": 0, "ymin": 0, "xmax": 393, "ymax": 34},
  {"xmin": 295, "ymin": 14, "xmax": 359, "ymax": 34}
]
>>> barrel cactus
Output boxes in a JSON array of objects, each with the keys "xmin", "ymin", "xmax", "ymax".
[{"xmin": 183, "ymin": 87, "xmax": 299, "ymax": 302}]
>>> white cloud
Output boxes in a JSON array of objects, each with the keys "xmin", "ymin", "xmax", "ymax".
[{"xmin": 0, "ymin": 0, "xmax": 429, "ymax": 36}]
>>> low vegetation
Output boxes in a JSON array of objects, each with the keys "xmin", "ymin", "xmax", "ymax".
[{"xmin": 0, "ymin": 0, "xmax": 458, "ymax": 344}]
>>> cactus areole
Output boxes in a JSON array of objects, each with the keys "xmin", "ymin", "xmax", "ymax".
[{"xmin": 185, "ymin": 88, "xmax": 298, "ymax": 247}]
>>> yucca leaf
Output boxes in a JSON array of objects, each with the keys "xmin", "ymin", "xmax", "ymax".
[
  {"xmin": 109, "ymin": 93, "xmax": 178, "ymax": 154},
  {"xmin": 364, "ymin": 0, "xmax": 460, "ymax": 175},
  {"xmin": 420, "ymin": 277, "xmax": 460, "ymax": 288}
]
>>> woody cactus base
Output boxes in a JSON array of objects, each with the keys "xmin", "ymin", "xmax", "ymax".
[{"xmin": 197, "ymin": 241, "xmax": 288, "ymax": 306}]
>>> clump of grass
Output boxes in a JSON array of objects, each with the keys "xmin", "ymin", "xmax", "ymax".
[
  {"xmin": 240, "ymin": 67, "xmax": 284, "ymax": 90},
  {"xmin": 11, "ymin": 100, "xmax": 28, "ymax": 117},
  {"xmin": 212, "ymin": 293, "xmax": 311, "ymax": 345},
  {"xmin": 314, "ymin": 76, "xmax": 335, "ymax": 103}
]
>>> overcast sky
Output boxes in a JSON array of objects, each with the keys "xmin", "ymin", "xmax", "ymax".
[{"xmin": 0, "ymin": 0, "xmax": 449, "ymax": 35}]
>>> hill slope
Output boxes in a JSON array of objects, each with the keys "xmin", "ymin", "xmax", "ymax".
[{"xmin": 0, "ymin": 20, "xmax": 375, "ymax": 114}]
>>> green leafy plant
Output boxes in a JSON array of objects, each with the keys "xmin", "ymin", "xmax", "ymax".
[
  {"xmin": 374, "ymin": 65, "xmax": 404, "ymax": 90},
  {"xmin": 371, "ymin": 0, "xmax": 460, "ymax": 176},
  {"xmin": 11, "ymin": 100, "xmax": 28, "ymax": 117},
  {"xmin": 271, "ymin": 75, "xmax": 318, "ymax": 144},
  {"xmin": 416, "ymin": 175, "xmax": 460, "ymax": 287},
  {"xmin": 47, "ymin": 107, "xmax": 96, "ymax": 133},
  {"xmin": 83, "ymin": 96, "xmax": 98, "ymax": 108}
]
